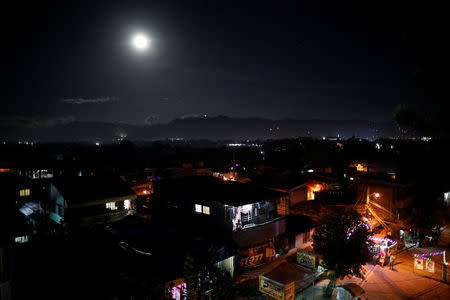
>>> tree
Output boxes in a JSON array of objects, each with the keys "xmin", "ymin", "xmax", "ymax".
[
  {"xmin": 313, "ymin": 208, "xmax": 373, "ymax": 296},
  {"xmin": 392, "ymin": 104, "xmax": 450, "ymax": 138},
  {"xmin": 183, "ymin": 249, "xmax": 235, "ymax": 300},
  {"xmin": 392, "ymin": 104, "xmax": 422, "ymax": 131}
]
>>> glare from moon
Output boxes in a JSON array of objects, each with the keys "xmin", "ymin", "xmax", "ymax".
[{"xmin": 132, "ymin": 34, "xmax": 150, "ymax": 50}]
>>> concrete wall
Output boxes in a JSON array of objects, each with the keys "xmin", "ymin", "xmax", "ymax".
[
  {"xmin": 232, "ymin": 218, "xmax": 286, "ymax": 249},
  {"xmin": 289, "ymin": 185, "xmax": 308, "ymax": 206},
  {"xmin": 49, "ymin": 184, "xmax": 66, "ymax": 224},
  {"xmin": 295, "ymin": 229, "xmax": 314, "ymax": 249}
]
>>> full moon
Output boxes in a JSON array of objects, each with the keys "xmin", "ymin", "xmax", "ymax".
[{"xmin": 132, "ymin": 33, "xmax": 150, "ymax": 50}]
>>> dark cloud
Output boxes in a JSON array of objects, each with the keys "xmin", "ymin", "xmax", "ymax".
[
  {"xmin": 0, "ymin": 116, "xmax": 75, "ymax": 128},
  {"xmin": 61, "ymin": 97, "xmax": 119, "ymax": 105},
  {"xmin": 180, "ymin": 114, "xmax": 202, "ymax": 119},
  {"xmin": 144, "ymin": 115, "xmax": 160, "ymax": 125}
]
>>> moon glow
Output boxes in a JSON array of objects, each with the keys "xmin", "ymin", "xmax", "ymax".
[{"xmin": 132, "ymin": 34, "xmax": 150, "ymax": 50}]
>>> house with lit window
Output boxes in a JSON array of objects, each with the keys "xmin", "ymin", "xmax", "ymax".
[
  {"xmin": 1, "ymin": 169, "xmax": 37, "ymax": 300},
  {"xmin": 0, "ymin": 169, "xmax": 38, "ymax": 230},
  {"xmin": 153, "ymin": 176, "xmax": 291, "ymax": 272},
  {"xmin": 0, "ymin": 169, "xmax": 34, "ymax": 205},
  {"xmin": 47, "ymin": 175, "xmax": 137, "ymax": 226},
  {"xmin": 253, "ymin": 173, "xmax": 339, "ymax": 216}
]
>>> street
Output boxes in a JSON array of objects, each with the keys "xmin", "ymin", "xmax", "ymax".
[{"xmin": 336, "ymin": 247, "xmax": 450, "ymax": 300}]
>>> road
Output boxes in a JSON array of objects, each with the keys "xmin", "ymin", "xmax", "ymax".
[{"xmin": 337, "ymin": 247, "xmax": 450, "ymax": 299}]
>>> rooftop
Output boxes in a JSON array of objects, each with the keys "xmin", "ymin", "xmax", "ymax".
[
  {"xmin": 154, "ymin": 176, "xmax": 286, "ymax": 206},
  {"xmin": 264, "ymin": 261, "xmax": 312, "ymax": 285},
  {"xmin": 52, "ymin": 175, "xmax": 136, "ymax": 204}
]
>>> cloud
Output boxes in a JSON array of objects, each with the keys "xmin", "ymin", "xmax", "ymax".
[
  {"xmin": 61, "ymin": 97, "xmax": 119, "ymax": 104},
  {"xmin": 144, "ymin": 115, "xmax": 160, "ymax": 125},
  {"xmin": 180, "ymin": 114, "xmax": 202, "ymax": 119},
  {"xmin": 0, "ymin": 116, "xmax": 75, "ymax": 128}
]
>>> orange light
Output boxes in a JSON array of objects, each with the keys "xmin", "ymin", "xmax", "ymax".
[
  {"xmin": 0, "ymin": 168, "xmax": 14, "ymax": 173},
  {"xmin": 356, "ymin": 164, "xmax": 365, "ymax": 172},
  {"xmin": 136, "ymin": 189, "xmax": 150, "ymax": 195},
  {"xmin": 375, "ymin": 193, "xmax": 380, "ymax": 198},
  {"xmin": 315, "ymin": 184, "xmax": 320, "ymax": 188}
]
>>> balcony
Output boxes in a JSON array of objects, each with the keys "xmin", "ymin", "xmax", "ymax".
[{"xmin": 232, "ymin": 217, "xmax": 286, "ymax": 249}]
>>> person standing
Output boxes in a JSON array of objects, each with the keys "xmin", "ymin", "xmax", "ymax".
[{"xmin": 390, "ymin": 255, "xmax": 396, "ymax": 270}]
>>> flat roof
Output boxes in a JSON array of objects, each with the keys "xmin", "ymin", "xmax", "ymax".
[
  {"xmin": 154, "ymin": 176, "xmax": 286, "ymax": 206},
  {"xmin": 251, "ymin": 174, "xmax": 307, "ymax": 191},
  {"xmin": 53, "ymin": 175, "xmax": 136, "ymax": 204},
  {"xmin": 264, "ymin": 261, "xmax": 312, "ymax": 285}
]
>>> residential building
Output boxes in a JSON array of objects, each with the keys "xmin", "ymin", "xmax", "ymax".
[
  {"xmin": 153, "ymin": 176, "xmax": 288, "ymax": 272},
  {"xmin": 46, "ymin": 175, "xmax": 137, "ymax": 226}
]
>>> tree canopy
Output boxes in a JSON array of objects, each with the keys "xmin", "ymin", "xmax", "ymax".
[
  {"xmin": 313, "ymin": 208, "xmax": 373, "ymax": 281},
  {"xmin": 183, "ymin": 249, "xmax": 235, "ymax": 300},
  {"xmin": 392, "ymin": 104, "xmax": 450, "ymax": 138}
]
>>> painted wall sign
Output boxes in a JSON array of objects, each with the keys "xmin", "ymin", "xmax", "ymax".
[
  {"xmin": 259, "ymin": 276, "xmax": 295, "ymax": 300},
  {"xmin": 284, "ymin": 282, "xmax": 295, "ymax": 300},
  {"xmin": 426, "ymin": 260, "xmax": 435, "ymax": 273},
  {"xmin": 259, "ymin": 276, "xmax": 284, "ymax": 299},
  {"xmin": 239, "ymin": 241, "xmax": 276, "ymax": 268},
  {"xmin": 297, "ymin": 249, "xmax": 316, "ymax": 269},
  {"xmin": 414, "ymin": 258, "xmax": 423, "ymax": 270}
]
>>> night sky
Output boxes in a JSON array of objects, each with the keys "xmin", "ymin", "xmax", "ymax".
[{"xmin": 4, "ymin": 1, "xmax": 448, "ymax": 126}]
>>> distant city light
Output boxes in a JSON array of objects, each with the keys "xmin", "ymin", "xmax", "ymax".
[{"xmin": 95, "ymin": 142, "xmax": 100, "ymax": 146}]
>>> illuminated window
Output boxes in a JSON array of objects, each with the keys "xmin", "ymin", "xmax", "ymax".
[
  {"xmin": 106, "ymin": 202, "xmax": 117, "ymax": 210},
  {"xmin": 124, "ymin": 199, "xmax": 131, "ymax": 210},
  {"xmin": 14, "ymin": 236, "xmax": 29, "ymax": 243},
  {"xmin": 195, "ymin": 204, "xmax": 210, "ymax": 215},
  {"xmin": 444, "ymin": 192, "xmax": 450, "ymax": 204},
  {"xmin": 19, "ymin": 189, "xmax": 30, "ymax": 197}
]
